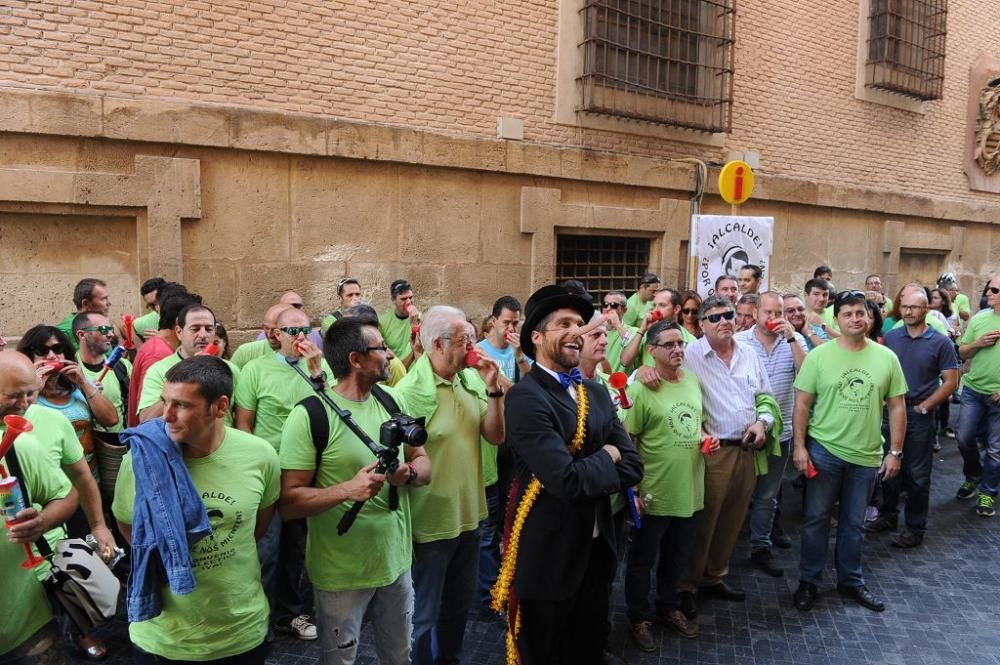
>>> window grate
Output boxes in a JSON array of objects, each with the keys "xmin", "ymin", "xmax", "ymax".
[
  {"xmin": 556, "ymin": 235, "xmax": 652, "ymax": 305},
  {"xmin": 866, "ymin": 0, "xmax": 947, "ymax": 101},
  {"xmin": 578, "ymin": 0, "xmax": 736, "ymax": 132}
]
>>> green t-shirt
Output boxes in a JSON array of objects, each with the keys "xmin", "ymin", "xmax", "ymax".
[
  {"xmin": 279, "ymin": 387, "xmax": 412, "ymax": 592},
  {"xmin": 883, "ymin": 296, "xmax": 893, "ymax": 313},
  {"xmin": 640, "ymin": 326, "xmax": 695, "ymax": 367},
  {"xmin": 19, "ymin": 402, "xmax": 85, "ymax": 469},
  {"xmin": 112, "ymin": 428, "xmax": 279, "ymax": 661},
  {"xmin": 960, "ymin": 309, "xmax": 1000, "ymax": 394},
  {"xmin": 56, "ymin": 312, "xmax": 79, "ymax": 351},
  {"xmin": 624, "ymin": 371, "xmax": 705, "ymax": 518},
  {"xmin": 623, "ymin": 293, "xmax": 654, "ymax": 328},
  {"xmin": 822, "ymin": 305, "xmax": 840, "ymax": 333},
  {"xmin": 954, "ymin": 292, "xmax": 971, "ymax": 318},
  {"xmin": 405, "ymin": 375, "xmax": 488, "ymax": 543},
  {"xmin": 379, "ymin": 310, "xmax": 413, "ymax": 360},
  {"xmin": 319, "ymin": 309, "xmax": 344, "ymax": 336},
  {"xmin": 891, "ymin": 312, "xmax": 949, "ymax": 336},
  {"xmin": 79, "ymin": 354, "xmax": 133, "ymax": 434},
  {"xmin": 606, "ymin": 325, "xmax": 639, "ymax": 373},
  {"xmin": 1, "ymin": 432, "xmax": 72, "ymax": 656},
  {"xmin": 234, "ymin": 353, "xmax": 333, "ymax": 451},
  {"xmin": 794, "ymin": 340, "xmax": 907, "ymax": 467},
  {"xmin": 230, "ymin": 339, "xmax": 271, "ymax": 370},
  {"xmin": 139, "ymin": 353, "xmax": 242, "ymax": 425},
  {"xmin": 133, "ymin": 310, "xmax": 160, "ymax": 339}
]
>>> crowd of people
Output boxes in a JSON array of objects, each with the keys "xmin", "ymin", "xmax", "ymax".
[{"xmin": 3, "ymin": 264, "xmax": 999, "ymax": 665}]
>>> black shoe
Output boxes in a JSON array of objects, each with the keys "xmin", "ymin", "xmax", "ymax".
[
  {"xmin": 700, "ymin": 581, "xmax": 745, "ymax": 601},
  {"xmin": 836, "ymin": 584, "xmax": 885, "ymax": 612},
  {"xmin": 793, "ymin": 582, "xmax": 817, "ymax": 611},
  {"xmin": 863, "ymin": 515, "xmax": 897, "ymax": 533},
  {"xmin": 890, "ymin": 529, "xmax": 923, "ymax": 548},
  {"xmin": 678, "ymin": 591, "xmax": 697, "ymax": 619},
  {"xmin": 750, "ymin": 549, "xmax": 784, "ymax": 577},
  {"xmin": 771, "ymin": 524, "xmax": 792, "ymax": 549}
]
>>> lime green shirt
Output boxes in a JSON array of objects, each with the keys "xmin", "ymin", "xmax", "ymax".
[
  {"xmin": 56, "ymin": 312, "xmax": 79, "ymax": 351},
  {"xmin": 139, "ymin": 353, "xmax": 242, "ymax": 425},
  {"xmin": 230, "ymin": 339, "xmax": 271, "ymax": 370},
  {"xmin": 954, "ymin": 292, "xmax": 971, "ymax": 318},
  {"xmin": 133, "ymin": 311, "xmax": 160, "ymax": 339},
  {"xmin": 234, "ymin": 353, "xmax": 333, "ymax": 451},
  {"xmin": 641, "ymin": 326, "xmax": 695, "ymax": 367},
  {"xmin": 794, "ymin": 340, "xmax": 907, "ymax": 467},
  {"xmin": 624, "ymin": 371, "xmax": 705, "ymax": 517},
  {"xmin": 20, "ymin": 402, "xmax": 85, "ymax": 468},
  {"xmin": 891, "ymin": 312, "xmax": 949, "ymax": 336},
  {"xmin": 79, "ymin": 354, "xmax": 132, "ymax": 434},
  {"xmin": 279, "ymin": 387, "xmax": 412, "ymax": 592},
  {"xmin": 1, "ymin": 432, "xmax": 72, "ymax": 656},
  {"xmin": 623, "ymin": 293, "xmax": 654, "ymax": 328},
  {"xmin": 405, "ymin": 374, "xmax": 488, "ymax": 543},
  {"xmin": 606, "ymin": 325, "xmax": 639, "ymax": 373},
  {"xmin": 112, "ymin": 428, "xmax": 279, "ymax": 661},
  {"xmin": 960, "ymin": 309, "xmax": 1000, "ymax": 394},
  {"xmin": 385, "ymin": 357, "xmax": 407, "ymax": 388},
  {"xmin": 319, "ymin": 310, "xmax": 344, "ymax": 336},
  {"xmin": 379, "ymin": 310, "xmax": 413, "ymax": 360},
  {"xmin": 822, "ymin": 305, "xmax": 840, "ymax": 333}
]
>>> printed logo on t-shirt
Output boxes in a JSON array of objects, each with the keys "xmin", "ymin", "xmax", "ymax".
[
  {"xmin": 835, "ymin": 369, "xmax": 875, "ymax": 411},
  {"xmin": 195, "ymin": 492, "xmax": 245, "ymax": 571},
  {"xmin": 667, "ymin": 402, "xmax": 700, "ymax": 444}
]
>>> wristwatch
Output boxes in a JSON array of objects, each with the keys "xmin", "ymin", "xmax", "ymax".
[
  {"xmin": 888, "ymin": 450, "xmax": 903, "ymax": 460},
  {"xmin": 487, "ymin": 386, "xmax": 505, "ymax": 399}
]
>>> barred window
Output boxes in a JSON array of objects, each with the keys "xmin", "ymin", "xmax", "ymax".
[
  {"xmin": 578, "ymin": 0, "xmax": 736, "ymax": 133},
  {"xmin": 865, "ymin": 0, "xmax": 947, "ymax": 100},
  {"xmin": 556, "ymin": 235, "xmax": 652, "ymax": 305}
]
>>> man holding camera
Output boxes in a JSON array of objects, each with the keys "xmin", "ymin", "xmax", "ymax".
[
  {"xmin": 280, "ymin": 315, "xmax": 431, "ymax": 665},
  {"xmin": 395, "ymin": 305, "xmax": 504, "ymax": 665}
]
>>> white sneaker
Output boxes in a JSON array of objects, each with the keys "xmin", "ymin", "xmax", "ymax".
[{"xmin": 276, "ymin": 615, "xmax": 318, "ymax": 641}]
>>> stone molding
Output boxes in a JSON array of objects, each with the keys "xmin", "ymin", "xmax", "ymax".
[
  {"xmin": 0, "ymin": 154, "xmax": 201, "ymax": 280},
  {"xmin": 880, "ymin": 219, "xmax": 965, "ymax": 286},
  {"xmin": 0, "ymin": 86, "xmax": 998, "ymax": 224}
]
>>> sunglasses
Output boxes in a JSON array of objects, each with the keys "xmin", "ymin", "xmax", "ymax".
[
  {"xmin": 702, "ymin": 310, "xmax": 735, "ymax": 323},
  {"xmin": 33, "ymin": 343, "xmax": 69, "ymax": 357},
  {"xmin": 681, "ymin": 307, "xmax": 699, "ymax": 315},
  {"xmin": 834, "ymin": 290, "xmax": 866, "ymax": 304},
  {"xmin": 289, "ymin": 303, "xmax": 304, "ymax": 309},
  {"xmin": 602, "ymin": 302, "xmax": 622, "ymax": 310},
  {"xmin": 651, "ymin": 340, "xmax": 685, "ymax": 349},
  {"xmin": 280, "ymin": 326, "xmax": 312, "ymax": 336},
  {"xmin": 988, "ymin": 286, "xmax": 1000, "ymax": 295},
  {"xmin": 82, "ymin": 325, "xmax": 114, "ymax": 335}
]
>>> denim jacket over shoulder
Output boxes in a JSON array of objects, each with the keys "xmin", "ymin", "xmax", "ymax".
[{"xmin": 121, "ymin": 418, "xmax": 212, "ymax": 622}]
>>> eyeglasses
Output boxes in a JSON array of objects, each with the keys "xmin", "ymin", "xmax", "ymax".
[
  {"xmin": 651, "ymin": 340, "xmax": 685, "ymax": 349},
  {"xmin": 681, "ymin": 307, "xmax": 699, "ymax": 315},
  {"xmin": 702, "ymin": 310, "xmax": 735, "ymax": 323},
  {"xmin": 82, "ymin": 325, "xmax": 114, "ymax": 335},
  {"xmin": 33, "ymin": 343, "xmax": 69, "ymax": 357},
  {"xmin": 898, "ymin": 304, "xmax": 925, "ymax": 311},
  {"xmin": 988, "ymin": 286, "xmax": 1000, "ymax": 295},
  {"xmin": 364, "ymin": 345, "xmax": 390, "ymax": 354},
  {"xmin": 785, "ymin": 306, "xmax": 806, "ymax": 313},
  {"xmin": 442, "ymin": 334, "xmax": 475, "ymax": 345},
  {"xmin": 280, "ymin": 326, "xmax": 312, "ymax": 336},
  {"xmin": 602, "ymin": 302, "xmax": 622, "ymax": 310},
  {"xmin": 834, "ymin": 290, "xmax": 866, "ymax": 304}
]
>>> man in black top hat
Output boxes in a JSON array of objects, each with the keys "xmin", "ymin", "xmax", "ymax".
[{"xmin": 494, "ymin": 285, "xmax": 643, "ymax": 665}]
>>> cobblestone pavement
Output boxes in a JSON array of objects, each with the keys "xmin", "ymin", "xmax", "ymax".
[{"xmin": 79, "ymin": 435, "xmax": 1000, "ymax": 665}]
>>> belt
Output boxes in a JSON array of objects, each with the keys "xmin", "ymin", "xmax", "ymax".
[{"xmin": 717, "ymin": 438, "xmax": 746, "ymax": 448}]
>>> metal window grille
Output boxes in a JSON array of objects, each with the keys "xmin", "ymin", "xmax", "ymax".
[
  {"xmin": 556, "ymin": 235, "xmax": 652, "ymax": 305},
  {"xmin": 578, "ymin": 0, "xmax": 736, "ymax": 132},
  {"xmin": 866, "ymin": 0, "xmax": 947, "ymax": 100}
]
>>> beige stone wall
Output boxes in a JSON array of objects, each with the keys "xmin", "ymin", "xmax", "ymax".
[{"xmin": 3, "ymin": 0, "xmax": 1000, "ymax": 204}]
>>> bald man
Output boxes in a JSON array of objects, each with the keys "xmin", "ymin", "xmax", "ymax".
[
  {"xmin": 280, "ymin": 291, "xmax": 304, "ymax": 309},
  {"xmin": 231, "ymin": 305, "xmax": 289, "ymax": 370}
]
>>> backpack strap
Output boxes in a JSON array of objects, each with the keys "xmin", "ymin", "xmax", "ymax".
[
  {"xmin": 296, "ymin": 395, "xmax": 329, "ymax": 487},
  {"xmin": 112, "ymin": 362, "xmax": 130, "ymax": 421},
  {"xmin": 5, "ymin": 443, "xmax": 54, "ymax": 558}
]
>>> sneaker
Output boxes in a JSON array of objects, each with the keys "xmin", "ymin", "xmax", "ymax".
[
  {"xmin": 957, "ymin": 480, "xmax": 979, "ymax": 500},
  {"xmin": 864, "ymin": 505, "xmax": 880, "ymax": 522},
  {"xmin": 977, "ymin": 493, "xmax": 996, "ymax": 518},
  {"xmin": 863, "ymin": 515, "xmax": 897, "ymax": 533},
  {"xmin": 276, "ymin": 615, "xmax": 318, "ymax": 641},
  {"xmin": 932, "ymin": 440, "xmax": 942, "ymax": 453},
  {"xmin": 629, "ymin": 620, "xmax": 656, "ymax": 652},
  {"xmin": 944, "ymin": 426, "xmax": 955, "ymax": 438},
  {"xmin": 657, "ymin": 609, "xmax": 698, "ymax": 639}
]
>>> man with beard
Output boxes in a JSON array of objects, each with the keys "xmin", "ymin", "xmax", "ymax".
[
  {"xmin": 75, "ymin": 311, "xmax": 132, "ymax": 443},
  {"xmin": 279, "ymin": 315, "xmax": 431, "ymax": 664},
  {"xmin": 493, "ymin": 285, "xmax": 642, "ymax": 665},
  {"xmin": 55, "ymin": 278, "xmax": 113, "ymax": 352}
]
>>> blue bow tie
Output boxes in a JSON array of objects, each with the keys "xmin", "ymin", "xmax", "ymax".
[{"xmin": 557, "ymin": 368, "xmax": 583, "ymax": 389}]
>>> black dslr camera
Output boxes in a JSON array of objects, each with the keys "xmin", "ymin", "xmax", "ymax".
[{"xmin": 380, "ymin": 414, "xmax": 428, "ymax": 449}]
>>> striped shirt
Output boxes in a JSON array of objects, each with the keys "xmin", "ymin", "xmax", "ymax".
[
  {"xmin": 734, "ymin": 328, "xmax": 807, "ymax": 442},
  {"xmin": 684, "ymin": 336, "xmax": 774, "ymax": 440}
]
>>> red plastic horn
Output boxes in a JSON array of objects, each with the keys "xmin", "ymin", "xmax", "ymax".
[
  {"xmin": 765, "ymin": 320, "xmax": 780, "ymax": 331},
  {"xmin": 122, "ymin": 314, "xmax": 136, "ymax": 350},
  {"xmin": 465, "ymin": 350, "xmax": 480, "ymax": 368},
  {"xmin": 608, "ymin": 372, "xmax": 632, "ymax": 409},
  {"xmin": 412, "ymin": 324, "xmax": 421, "ymax": 337},
  {"xmin": 44, "ymin": 361, "xmax": 64, "ymax": 372},
  {"xmin": 650, "ymin": 309, "xmax": 663, "ymax": 322},
  {"xmin": 701, "ymin": 435, "xmax": 715, "ymax": 457},
  {"xmin": 0, "ymin": 415, "xmax": 34, "ymax": 477},
  {"xmin": 806, "ymin": 460, "xmax": 819, "ymax": 479},
  {"xmin": 200, "ymin": 343, "xmax": 221, "ymax": 357}
]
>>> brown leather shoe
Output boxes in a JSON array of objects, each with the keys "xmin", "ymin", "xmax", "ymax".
[
  {"xmin": 658, "ymin": 609, "xmax": 698, "ymax": 639},
  {"xmin": 629, "ymin": 620, "xmax": 656, "ymax": 652}
]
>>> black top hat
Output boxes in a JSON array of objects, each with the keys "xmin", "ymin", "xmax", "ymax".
[{"xmin": 519, "ymin": 285, "xmax": 595, "ymax": 360}]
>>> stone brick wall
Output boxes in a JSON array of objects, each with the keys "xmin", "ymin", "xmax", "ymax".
[{"xmin": 3, "ymin": 0, "xmax": 998, "ymax": 203}]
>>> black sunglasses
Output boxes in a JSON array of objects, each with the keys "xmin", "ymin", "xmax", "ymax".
[
  {"xmin": 681, "ymin": 307, "xmax": 699, "ymax": 315},
  {"xmin": 602, "ymin": 302, "xmax": 622, "ymax": 310},
  {"xmin": 987, "ymin": 286, "xmax": 1000, "ymax": 295},
  {"xmin": 702, "ymin": 310, "xmax": 735, "ymax": 323},
  {"xmin": 834, "ymin": 290, "xmax": 866, "ymax": 304},
  {"xmin": 33, "ymin": 343, "xmax": 69, "ymax": 357}
]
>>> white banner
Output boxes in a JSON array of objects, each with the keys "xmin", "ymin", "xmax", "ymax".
[{"xmin": 694, "ymin": 215, "xmax": 774, "ymax": 299}]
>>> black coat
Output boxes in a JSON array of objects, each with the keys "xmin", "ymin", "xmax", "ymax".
[{"xmin": 505, "ymin": 367, "xmax": 643, "ymax": 601}]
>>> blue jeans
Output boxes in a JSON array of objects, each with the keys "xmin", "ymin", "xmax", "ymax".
[
  {"xmin": 749, "ymin": 438, "xmax": 790, "ymax": 551},
  {"xmin": 314, "ymin": 570, "xmax": 413, "ymax": 665},
  {"xmin": 410, "ymin": 530, "xmax": 478, "ymax": 665},
  {"xmin": 799, "ymin": 439, "xmax": 878, "ymax": 588},
  {"xmin": 879, "ymin": 407, "xmax": 935, "ymax": 532},
  {"xmin": 477, "ymin": 484, "xmax": 501, "ymax": 606},
  {"xmin": 956, "ymin": 387, "xmax": 1000, "ymax": 495}
]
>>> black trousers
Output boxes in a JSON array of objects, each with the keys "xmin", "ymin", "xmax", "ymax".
[{"xmin": 517, "ymin": 540, "xmax": 615, "ymax": 665}]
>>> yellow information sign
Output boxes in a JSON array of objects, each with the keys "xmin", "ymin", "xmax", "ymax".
[{"xmin": 718, "ymin": 160, "xmax": 754, "ymax": 205}]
